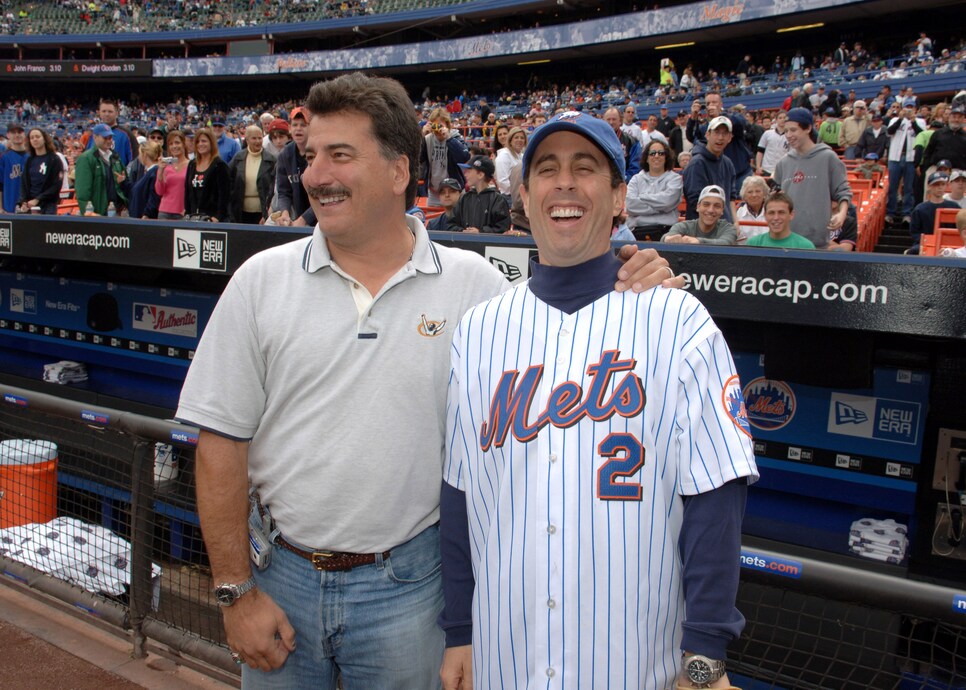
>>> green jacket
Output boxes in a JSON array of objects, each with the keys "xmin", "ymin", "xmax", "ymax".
[{"xmin": 74, "ymin": 147, "xmax": 128, "ymax": 215}]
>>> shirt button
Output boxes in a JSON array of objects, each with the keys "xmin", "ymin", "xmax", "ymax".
[
  {"xmin": 549, "ymin": 454, "xmax": 558, "ymax": 463},
  {"xmin": 546, "ymin": 668, "xmax": 555, "ymax": 678},
  {"xmin": 547, "ymin": 598, "xmax": 556, "ymax": 609},
  {"xmin": 547, "ymin": 524, "xmax": 556, "ymax": 534}
]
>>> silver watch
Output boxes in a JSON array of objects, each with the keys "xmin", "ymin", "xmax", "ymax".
[
  {"xmin": 214, "ymin": 577, "xmax": 256, "ymax": 607},
  {"xmin": 683, "ymin": 653, "xmax": 726, "ymax": 687}
]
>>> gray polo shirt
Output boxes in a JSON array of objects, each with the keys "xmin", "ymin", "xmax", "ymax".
[{"xmin": 176, "ymin": 216, "xmax": 508, "ymax": 552}]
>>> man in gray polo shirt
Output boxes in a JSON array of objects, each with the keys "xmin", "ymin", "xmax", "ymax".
[{"xmin": 176, "ymin": 72, "xmax": 679, "ymax": 689}]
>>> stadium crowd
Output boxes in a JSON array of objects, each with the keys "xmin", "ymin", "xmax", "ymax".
[{"xmin": 1, "ymin": 33, "xmax": 964, "ymax": 253}]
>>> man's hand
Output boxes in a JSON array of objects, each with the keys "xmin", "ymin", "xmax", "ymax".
[
  {"xmin": 441, "ymin": 645, "xmax": 473, "ymax": 690},
  {"xmin": 676, "ymin": 672, "xmax": 737, "ymax": 689},
  {"xmin": 661, "ymin": 234, "xmax": 699, "ymax": 245},
  {"xmin": 276, "ymin": 209, "xmax": 292, "ymax": 226},
  {"xmin": 223, "ymin": 588, "xmax": 297, "ymax": 672},
  {"xmin": 827, "ymin": 208, "xmax": 847, "ymax": 230},
  {"xmin": 615, "ymin": 245, "xmax": 685, "ymax": 292},
  {"xmin": 463, "ymin": 226, "xmax": 480, "ymax": 234}
]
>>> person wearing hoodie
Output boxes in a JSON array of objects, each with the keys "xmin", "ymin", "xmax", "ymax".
[
  {"xmin": 772, "ymin": 108, "xmax": 852, "ymax": 248},
  {"xmin": 682, "ymin": 115, "xmax": 736, "ymax": 222},
  {"xmin": 625, "ymin": 139, "xmax": 683, "ymax": 241},
  {"xmin": 447, "ymin": 155, "xmax": 510, "ymax": 234}
]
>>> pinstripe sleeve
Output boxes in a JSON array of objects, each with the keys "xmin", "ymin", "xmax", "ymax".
[
  {"xmin": 675, "ymin": 307, "xmax": 758, "ymax": 496},
  {"xmin": 443, "ymin": 319, "xmax": 467, "ymax": 491}
]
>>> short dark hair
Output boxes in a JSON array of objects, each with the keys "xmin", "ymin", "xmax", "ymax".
[
  {"xmin": 305, "ymin": 72, "xmax": 421, "ymax": 208},
  {"xmin": 98, "ymin": 98, "xmax": 118, "ymax": 109},
  {"xmin": 639, "ymin": 139, "xmax": 675, "ymax": 173},
  {"xmin": 765, "ymin": 190, "xmax": 795, "ymax": 212}
]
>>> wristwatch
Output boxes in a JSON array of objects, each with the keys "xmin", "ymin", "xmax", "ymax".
[
  {"xmin": 214, "ymin": 577, "xmax": 256, "ymax": 607},
  {"xmin": 683, "ymin": 653, "xmax": 726, "ymax": 688}
]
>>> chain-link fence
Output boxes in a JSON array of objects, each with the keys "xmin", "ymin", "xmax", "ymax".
[{"xmin": 1, "ymin": 382, "xmax": 964, "ymax": 688}]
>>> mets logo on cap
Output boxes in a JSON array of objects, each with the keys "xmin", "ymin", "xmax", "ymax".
[
  {"xmin": 557, "ymin": 111, "xmax": 582, "ymax": 122},
  {"xmin": 742, "ymin": 377, "xmax": 796, "ymax": 431}
]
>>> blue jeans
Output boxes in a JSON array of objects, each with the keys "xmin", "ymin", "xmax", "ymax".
[
  {"xmin": 244, "ymin": 524, "xmax": 444, "ymax": 689},
  {"xmin": 887, "ymin": 160, "xmax": 915, "ymax": 217},
  {"xmin": 844, "ymin": 145, "xmax": 857, "ymax": 160}
]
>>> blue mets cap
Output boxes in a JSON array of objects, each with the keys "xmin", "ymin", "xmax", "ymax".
[{"xmin": 522, "ymin": 110, "xmax": 625, "ymax": 181}]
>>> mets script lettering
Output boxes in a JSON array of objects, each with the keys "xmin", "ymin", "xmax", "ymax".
[{"xmin": 479, "ymin": 350, "xmax": 645, "ymax": 451}]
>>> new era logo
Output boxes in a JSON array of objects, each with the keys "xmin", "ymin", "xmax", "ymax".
[
  {"xmin": 835, "ymin": 401, "xmax": 868, "ymax": 425},
  {"xmin": 176, "ymin": 237, "xmax": 197, "ymax": 259},
  {"xmin": 173, "ymin": 229, "xmax": 227, "ymax": 272}
]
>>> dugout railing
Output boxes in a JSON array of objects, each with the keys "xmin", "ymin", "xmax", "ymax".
[{"xmin": 0, "ymin": 381, "xmax": 964, "ymax": 688}]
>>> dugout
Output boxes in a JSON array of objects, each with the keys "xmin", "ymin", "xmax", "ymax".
[{"xmin": 0, "ymin": 215, "xmax": 964, "ymax": 686}]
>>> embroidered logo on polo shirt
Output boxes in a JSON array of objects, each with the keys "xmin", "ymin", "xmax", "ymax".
[{"xmin": 417, "ymin": 314, "xmax": 447, "ymax": 338}]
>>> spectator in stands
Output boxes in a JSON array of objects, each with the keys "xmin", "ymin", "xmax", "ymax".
[
  {"xmin": 420, "ymin": 107, "xmax": 470, "ymax": 206},
  {"xmin": 772, "ymin": 108, "xmax": 851, "ymax": 248},
  {"xmin": 683, "ymin": 115, "xmax": 736, "ymax": 222},
  {"xmin": 127, "ymin": 141, "xmax": 163, "ymax": 220},
  {"xmin": 908, "ymin": 172, "xmax": 960, "ymax": 251},
  {"xmin": 625, "ymin": 139, "xmax": 682, "ymax": 242},
  {"xmin": 603, "ymin": 106, "xmax": 641, "ymax": 182},
  {"xmin": 921, "ymin": 102, "xmax": 966, "ymax": 183},
  {"xmin": 491, "ymin": 123, "xmax": 510, "ymax": 155},
  {"xmin": 854, "ymin": 112, "xmax": 889, "ymax": 166},
  {"xmin": 735, "ymin": 175, "xmax": 769, "ymax": 244},
  {"xmin": 621, "ymin": 105, "xmax": 642, "ymax": 143},
  {"xmin": 17, "ymin": 127, "xmax": 63, "ymax": 215},
  {"xmin": 86, "ymin": 98, "xmax": 135, "ymax": 167},
  {"xmin": 184, "ymin": 128, "xmax": 230, "ymax": 222},
  {"xmin": 827, "ymin": 201, "xmax": 858, "ymax": 252},
  {"xmin": 275, "ymin": 107, "xmax": 315, "ymax": 227},
  {"xmin": 156, "ymin": 130, "xmax": 190, "ymax": 220},
  {"xmin": 818, "ymin": 108, "xmax": 841, "ymax": 147},
  {"xmin": 426, "ymin": 177, "xmax": 462, "ymax": 231},
  {"xmin": 448, "ymin": 155, "xmax": 510, "ymax": 233},
  {"xmin": 163, "ymin": 104, "xmax": 183, "ymax": 136},
  {"xmin": 262, "ymin": 117, "xmax": 287, "ymax": 158},
  {"xmin": 744, "ymin": 110, "xmax": 765, "ymax": 153},
  {"xmin": 756, "ymin": 109, "xmax": 789, "ymax": 178},
  {"xmin": 746, "ymin": 191, "xmax": 815, "ymax": 249},
  {"xmin": 840, "ymin": 100, "xmax": 871, "ymax": 160},
  {"xmin": 495, "ymin": 126, "xmax": 526, "ymax": 195},
  {"xmin": 669, "ymin": 109, "xmax": 689, "ymax": 156},
  {"xmin": 913, "ymin": 121, "xmax": 944, "ymax": 206},
  {"xmin": 641, "ymin": 115, "xmax": 669, "ymax": 147},
  {"xmin": 211, "ymin": 115, "xmax": 241, "ymax": 165},
  {"xmin": 662, "ymin": 185, "xmax": 736, "ymax": 245},
  {"xmin": 657, "ymin": 105, "xmax": 675, "ymax": 137},
  {"xmin": 229, "ymin": 124, "xmax": 276, "ymax": 224},
  {"xmin": 0, "ymin": 122, "xmax": 28, "ymax": 214},
  {"xmin": 686, "ymin": 93, "xmax": 752, "ymax": 189},
  {"xmin": 885, "ymin": 100, "xmax": 926, "ymax": 226},
  {"xmin": 857, "ymin": 153, "xmax": 885, "ymax": 180},
  {"xmin": 945, "ymin": 169, "xmax": 966, "ymax": 208},
  {"xmin": 74, "ymin": 123, "xmax": 128, "ymax": 216},
  {"xmin": 677, "ymin": 150, "xmax": 692, "ymax": 168}
]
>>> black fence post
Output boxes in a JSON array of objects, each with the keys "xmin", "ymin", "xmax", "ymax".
[{"xmin": 128, "ymin": 439, "xmax": 155, "ymax": 659}]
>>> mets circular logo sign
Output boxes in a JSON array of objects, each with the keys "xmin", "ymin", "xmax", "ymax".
[
  {"xmin": 722, "ymin": 374, "xmax": 752, "ymax": 438},
  {"xmin": 742, "ymin": 377, "xmax": 796, "ymax": 431}
]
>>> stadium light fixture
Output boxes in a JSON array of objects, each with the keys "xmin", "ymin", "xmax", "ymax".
[
  {"xmin": 655, "ymin": 41, "xmax": 695, "ymax": 50},
  {"xmin": 518, "ymin": 59, "xmax": 551, "ymax": 65},
  {"xmin": 777, "ymin": 22, "xmax": 824, "ymax": 33}
]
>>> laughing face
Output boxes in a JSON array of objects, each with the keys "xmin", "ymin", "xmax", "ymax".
[{"xmin": 522, "ymin": 130, "xmax": 626, "ymax": 268}]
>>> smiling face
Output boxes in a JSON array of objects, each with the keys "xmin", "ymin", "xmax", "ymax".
[
  {"xmin": 301, "ymin": 110, "xmax": 409, "ymax": 247},
  {"xmin": 496, "ymin": 126, "xmax": 509, "ymax": 147},
  {"xmin": 697, "ymin": 197, "xmax": 724, "ymax": 231},
  {"xmin": 522, "ymin": 130, "xmax": 625, "ymax": 267},
  {"xmin": 509, "ymin": 131, "xmax": 527, "ymax": 154},
  {"xmin": 783, "ymin": 121, "xmax": 810, "ymax": 151},
  {"xmin": 765, "ymin": 198, "xmax": 794, "ymax": 237}
]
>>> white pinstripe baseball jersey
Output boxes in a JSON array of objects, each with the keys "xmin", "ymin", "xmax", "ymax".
[{"xmin": 443, "ymin": 283, "xmax": 758, "ymax": 690}]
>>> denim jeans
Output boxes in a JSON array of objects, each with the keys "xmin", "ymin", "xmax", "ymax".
[
  {"xmin": 244, "ymin": 523, "xmax": 444, "ymax": 689},
  {"xmin": 887, "ymin": 160, "xmax": 916, "ymax": 217}
]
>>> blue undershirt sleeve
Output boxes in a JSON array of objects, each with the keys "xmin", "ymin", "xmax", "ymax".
[
  {"xmin": 439, "ymin": 480, "xmax": 474, "ymax": 647},
  {"xmin": 679, "ymin": 478, "xmax": 748, "ymax": 659}
]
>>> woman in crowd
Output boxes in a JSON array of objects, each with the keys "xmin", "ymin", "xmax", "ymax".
[
  {"xmin": 735, "ymin": 175, "xmax": 770, "ymax": 244},
  {"xmin": 491, "ymin": 123, "xmax": 509, "ymax": 155},
  {"xmin": 495, "ymin": 126, "xmax": 527, "ymax": 195},
  {"xmin": 625, "ymin": 139, "xmax": 682, "ymax": 242},
  {"xmin": 18, "ymin": 128, "xmax": 64, "ymax": 215},
  {"xmin": 128, "ymin": 140, "xmax": 163, "ymax": 219},
  {"xmin": 184, "ymin": 128, "xmax": 230, "ymax": 222},
  {"xmin": 155, "ymin": 130, "xmax": 190, "ymax": 220}
]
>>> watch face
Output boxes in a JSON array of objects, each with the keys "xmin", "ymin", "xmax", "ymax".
[
  {"xmin": 687, "ymin": 658, "xmax": 713, "ymax": 683},
  {"xmin": 215, "ymin": 586, "xmax": 237, "ymax": 606}
]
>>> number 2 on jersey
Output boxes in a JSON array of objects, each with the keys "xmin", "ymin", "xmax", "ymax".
[{"xmin": 596, "ymin": 432, "xmax": 644, "ymax": 501}]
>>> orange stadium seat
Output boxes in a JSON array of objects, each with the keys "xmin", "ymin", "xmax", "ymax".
[
  {"xmin": 920, "ymin": 228, "xmax": 963, "ymax": 257},
  {"xmin": 934, "ymin": 207, "xmax": 961, "ymax": 234}
]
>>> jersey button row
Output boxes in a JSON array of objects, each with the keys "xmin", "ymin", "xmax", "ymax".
[
  {"xmin": 549, "ymin": 453, "xmax": 558, "ymax": 463},
  {"xmin": 547, "ymin": 524, "xmax": 556, "ymax": 534},
  {"xmin": 547, "ymin": 598, "xmax": 556, "ymax": 609},
  {"xmin": 546, "ymin": 668, "xmax": 555, "ymax": 678}
]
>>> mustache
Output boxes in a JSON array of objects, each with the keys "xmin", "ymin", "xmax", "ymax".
[{"xmin": 306, "ymin": 184, "xmax": 351, "ymax": 199}]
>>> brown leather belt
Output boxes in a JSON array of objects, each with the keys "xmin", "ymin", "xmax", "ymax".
[{"xmin": 275, "ymin": 535, "xmax": 390, "ymax": 571}]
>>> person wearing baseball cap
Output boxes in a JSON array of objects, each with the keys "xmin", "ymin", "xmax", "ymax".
[
  {"xmin": 663, "ymin": 184, "xmax": 737, "ymax": 244},
  {"xmin": 262, "ymin": 118, "xmax": 290, "ymax": 157},
  {"xmin": 682, "ymin": 113, "xmax": 737, "ymax": 222},
  {"xmin": 0, "ymin": 121, "xmax": 29, "ymax": 212},
  {"xmin": 921, "ymin": 100, "xmax": 965, "ymax": 185},
  {"xmin": 425, "ymin": 177, "xmax": 463, "ymax": 231},
  {"xmin": 211, "ymin": 114, "xmax": 240, "ymax": 164},
  {"xmin": 944, "ymin": 169, "xmax": 965, "ymax": 208},
  {"xmin": 274, "ymin": 105, "xmax": 316, "ymax": 227},
  {"xmin": 448, "ymin": 155, "xmax": 509, "ymax": 233},
  {"xmin": 74, "ymin": 122, "xmax": 129, "ymax": 216},
  {"xmin": 908, "ymin": 170, "xmax": 961, "ymax": 252},
  {"xmin": 884, "ymin": 98, "xmax": 927, "ymax": 226},
  {"xmin": 442, "ymin": 105, "xmax": 756, "ymax": 690},
  {"xmin": 772, "ymin": 107, "xmax": 852, "ymax": 247}
]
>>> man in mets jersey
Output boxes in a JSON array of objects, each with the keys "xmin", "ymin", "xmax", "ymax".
[{"xmin": 440, "ymin": 111, "xmax": 759, "ymax": 689}]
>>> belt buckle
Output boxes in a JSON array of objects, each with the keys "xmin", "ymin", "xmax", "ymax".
[{"xmin": 311, "ymin": 551, "xmax": 336, "ymax": 570}]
